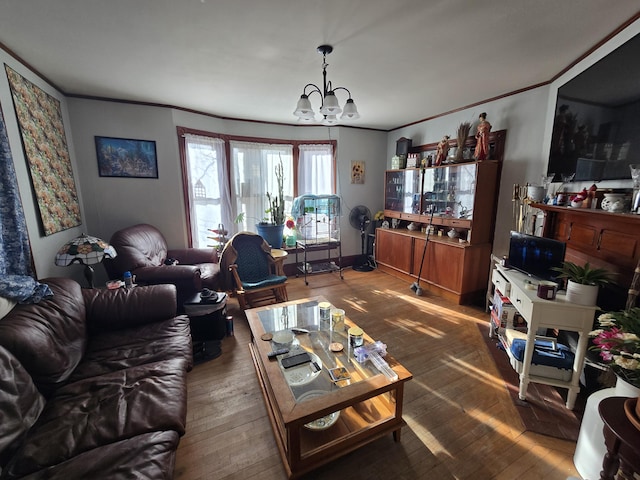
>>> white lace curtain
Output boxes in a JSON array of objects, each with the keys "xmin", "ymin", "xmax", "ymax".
[
  {"xmin": 298, "ymin": 143, "xmax": 334, "ymax": 195},
  {"xmin": 230, "ymin": 141, "xmax": 293, "ymax": 231},
  {"xmin": 184, "ymin": 134, "xmax": 232, "ymax": 247}
]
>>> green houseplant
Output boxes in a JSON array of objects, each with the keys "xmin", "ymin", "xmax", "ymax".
[
  {"xmin": 265, "ymin": 158, "xmax": 285, "ymax": 226},
  {"xmin": 255, "ymin": 157, "xmax": 286, "ymax": 247},
  {"xmin": 551, "ymin": 261, "xmax": 615, "ymax": 306}
]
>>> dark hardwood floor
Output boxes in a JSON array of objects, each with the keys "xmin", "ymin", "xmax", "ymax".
[{"xmin": 174, "ymin": 269, "xmax": 580, "ymax": 480}]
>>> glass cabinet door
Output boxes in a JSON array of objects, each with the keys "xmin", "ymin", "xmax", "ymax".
[
  {"xmin": 384, "ymin": 169, "xmax": 422, "ymax": 215},
  {"xmin": 422, "ymin": 163, "xmax": 476, "ymax": 219}
]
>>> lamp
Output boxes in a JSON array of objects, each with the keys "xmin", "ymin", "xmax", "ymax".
[
  {"xmin": 55, "ymin": 233, "xmax": 117, "ymax": 288},
  {"xmin": 293, "ymin": 45, "xmax": 360, "ymax": 124}
]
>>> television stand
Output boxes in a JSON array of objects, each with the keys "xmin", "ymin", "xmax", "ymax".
[{"xmin": 492, "ymin": 265, "xmax": 598, "ymax": 409}]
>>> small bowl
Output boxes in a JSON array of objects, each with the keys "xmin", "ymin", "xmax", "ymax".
[{"xmin": 272, "ymin": 331, "xmax": 294, "ymax": 346}]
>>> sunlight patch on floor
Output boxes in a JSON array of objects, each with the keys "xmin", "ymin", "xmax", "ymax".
[
  {"xmin": 446, "ymin": 355, "xmax": 507, "ymax": 392},
  {"xmin": 390, "ymin": 317, "xmax": 446, "ymax": 337},
  {"xmin": 403, "ymin": 412, "xmax": 453, "ymax": 458}
]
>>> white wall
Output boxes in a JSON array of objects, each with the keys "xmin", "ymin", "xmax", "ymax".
[
  {"xmin": 3, "ymin": 17, "xmax": 638, "ymax": 283},
  {"xmin": 68, "ymin": 100, "xmax": 186, "ymax": 247},
  {"xmin": 0, "ymin": 49, "xmax": 86, "ymax": 282},
  {"xmin": 386, "ymin": 86, "xmax": 552, "ymax": 256},
  {"xmin": 67, "ymin": 101, "xmax": 388, "ymax": 278},
  {"xmin": 385, "ymin": 18, "xmax": 640, "ymax": 257}
]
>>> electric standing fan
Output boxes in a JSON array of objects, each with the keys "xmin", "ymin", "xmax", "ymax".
[{"xmin": 349, "ymin": 205, "xmax": 374, "ymax": 272}]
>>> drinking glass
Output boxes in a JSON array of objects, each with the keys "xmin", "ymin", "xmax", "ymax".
[
  {"xmin": 630, "ymin": 164, "xmax": 640, "ymax": 214},
  {"xmin": 541, "ymin": 173, "xmax": 555, "ymax": 188}
]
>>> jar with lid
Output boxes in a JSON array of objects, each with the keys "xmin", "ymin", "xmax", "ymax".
[{"xmin": 348, "ymin": 326, "xmax": 364, "ymax": 348}]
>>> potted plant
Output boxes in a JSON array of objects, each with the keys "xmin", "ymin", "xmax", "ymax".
[
  {"xmin": 551, "ymin": 261, "xmax": 615, "ymax": 306},
  {"xmin": 255, "ymin": 158, "xmax": 286, "ymax": 247}
]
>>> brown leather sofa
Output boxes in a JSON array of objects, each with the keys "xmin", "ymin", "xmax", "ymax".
[
  {"xmin": 0, "ymin": 278, "xmax": 192, "ymax": 479},
  {"xmin": 104, "ymin": 223, "xmax": 221, "ymax": 309}
]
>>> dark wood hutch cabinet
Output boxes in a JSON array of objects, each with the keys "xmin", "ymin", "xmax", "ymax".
[
  {"xmin": 534, "ymin": 203, "xmax": 640, "ymax": 291},
  {"xmin": 376, "ymin": 130, "xmax": 506, "ymax": 304}
]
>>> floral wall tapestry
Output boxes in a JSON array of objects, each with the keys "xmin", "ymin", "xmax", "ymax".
[{"xmin": 5, "ymin": 65, "xmax": 81, "ymax": 236}]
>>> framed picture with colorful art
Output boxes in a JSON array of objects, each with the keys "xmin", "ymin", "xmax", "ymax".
[{"xmin": 95, "ymin": 136, "xmax": 158, "ymax": 178}]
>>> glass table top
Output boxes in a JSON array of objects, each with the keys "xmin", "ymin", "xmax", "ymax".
[{"xmin": 256, "ymin": 300, "xmax": 380, "ymax": 405}]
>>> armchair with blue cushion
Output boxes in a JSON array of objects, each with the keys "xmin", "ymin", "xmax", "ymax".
[{"xmin": 219, "ymin": 232, "xmax": 288, "ymax": 310}]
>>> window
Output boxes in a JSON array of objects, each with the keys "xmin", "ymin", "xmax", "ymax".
[
  {"xmin": 298, "ymin": 144, "xmax": 334, "ymax": 195},
  {"xmin": 230, "ymin": 141, "xmax": 294, "ymax": 232},
  {"xmin": 183, "ymin": 134, "xmax": 232, "ymax": 248},
  {"xmin": 178, "ymin": 127, "xmax": 336, "ymax": 247}
]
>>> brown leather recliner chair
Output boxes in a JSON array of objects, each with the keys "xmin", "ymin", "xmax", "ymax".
[{"xmin": 104, "ymin": 223, "xmax": 220, "ymax": 309}]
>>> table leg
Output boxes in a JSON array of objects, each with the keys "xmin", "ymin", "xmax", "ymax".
[
  {"xmin": 600, "ymin": 429, "xmax": 624, "ymax": 480},
  {"xmin": 599, "ymin": 450, "xmax": 619, "ymax": 480},
  {"xmin": 566, "ymin": 386, "xmax": 579, "ymax": 410},
  {"xmin": 518, "ymin": 374, "xmax": 529, "ymax": 401}
]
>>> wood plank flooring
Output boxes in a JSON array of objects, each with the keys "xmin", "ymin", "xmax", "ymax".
[{"xmin": 174, "ymin": 269, "xmax": 581, "ymax": 480}]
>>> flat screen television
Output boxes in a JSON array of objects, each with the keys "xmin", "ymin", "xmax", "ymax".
[{"xmin": 507, "ymin": 231, "xmax": 566, "ymax": 281}]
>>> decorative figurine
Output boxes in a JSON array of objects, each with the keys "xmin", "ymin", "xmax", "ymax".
[
  {"xmin": 474, "ymin": 112, "xmax": 492, "ymax": 160},
  {"xmin": 435, "ymin": 135, "xmax": 450, "ymax": 166}
]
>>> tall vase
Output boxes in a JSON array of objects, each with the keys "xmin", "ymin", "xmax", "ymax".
[{"xmin": 574, "ymin": 375, "xmax": 640, "ymax": 479}]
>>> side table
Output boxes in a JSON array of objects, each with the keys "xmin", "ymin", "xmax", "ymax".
[
  {"xmin": 270, "ymin": 248, "xmax": 288, "ymax": 276},
  {"xmin": 183, "ymin": 292, "xmax": 228, "ymax": 360},
  {"xmin": 598, "ymin": 396, "xmax": 640, "ymax": 480}
]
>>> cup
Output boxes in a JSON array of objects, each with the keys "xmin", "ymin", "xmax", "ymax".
[
  {"xmin": 331, "ymin": 308, "xmax": 345, "ymax": 332},
  {"xmin": 537, "ymin": 280, "xmax": 558, "ymax": 300}
]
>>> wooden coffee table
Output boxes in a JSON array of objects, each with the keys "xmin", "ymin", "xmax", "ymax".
[{"xmin": 246, "ymin": 296, "xmax": 412, "ymax": 479}]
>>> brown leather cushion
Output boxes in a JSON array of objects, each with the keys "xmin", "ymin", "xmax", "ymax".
[
  {"xmin": 107, "ymin": 223, "xmax": 168, "ymax": 274},
  {"xmin": 3, "ymin": 358, "xmax": 188, "ymax": 478},
  {"xmin": 68, "ymin": 317, "xmax": 193, "ymax": 382},
  {"xmin": 0, "ymin": 346, "xmax": 46, "ymax": 464},
  {"xmin": 5, "ymin": 431, "xmax": 179, "ymax": 480},
  {"xmin": 0, "ymin": 278, "xmax": 86, "ymax": 398},
  {"xmin": 197, "ymin": 262, "xmax": 221, "ymax": 289}
]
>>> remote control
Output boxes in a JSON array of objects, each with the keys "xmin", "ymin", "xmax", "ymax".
[{"xmin": 267, "ymin": 348, "xmax": 289, "ymax": 360}]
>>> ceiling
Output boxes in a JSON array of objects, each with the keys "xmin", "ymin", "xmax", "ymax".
[{"xmin": 0, "ymin": 1, "xmax": 638, "ymax": 131}]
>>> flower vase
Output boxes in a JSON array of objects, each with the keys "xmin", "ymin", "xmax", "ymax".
[{"xmin": 285, "ymin": 232, "xmax": 296, "ymax": 247}]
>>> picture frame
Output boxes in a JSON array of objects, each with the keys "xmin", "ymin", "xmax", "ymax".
[
  {"xmin": 351, "ymin": 161, "xmax": 365, "ymax": 184},
  {"xmin": 95, "ymin": 136, "xmax": 158, "ymax": 178}
]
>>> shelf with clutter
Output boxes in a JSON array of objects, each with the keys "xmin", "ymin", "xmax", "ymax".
[{"xmin": 376, "ymin": 130, "xmax": 506, "ymax": 305}]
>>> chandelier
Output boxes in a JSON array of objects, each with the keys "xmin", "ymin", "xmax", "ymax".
[{"xmin": 293, "ymin": 45, "xmax": 360, "ymax": 125}]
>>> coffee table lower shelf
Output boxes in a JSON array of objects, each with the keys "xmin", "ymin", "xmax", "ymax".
[{"xmin": 249, "ymin": 343, "xmax": 408, "ymax": 479}]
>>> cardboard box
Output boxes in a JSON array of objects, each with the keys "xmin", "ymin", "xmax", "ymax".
[{"xmin": 493, "ymin": 290, "xmax": 516, "ymax": 325}]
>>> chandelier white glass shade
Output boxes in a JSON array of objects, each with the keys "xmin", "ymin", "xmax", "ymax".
[{"xmin": 293, "ymin": 45, "xmax": 360, "ymax": 124}]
